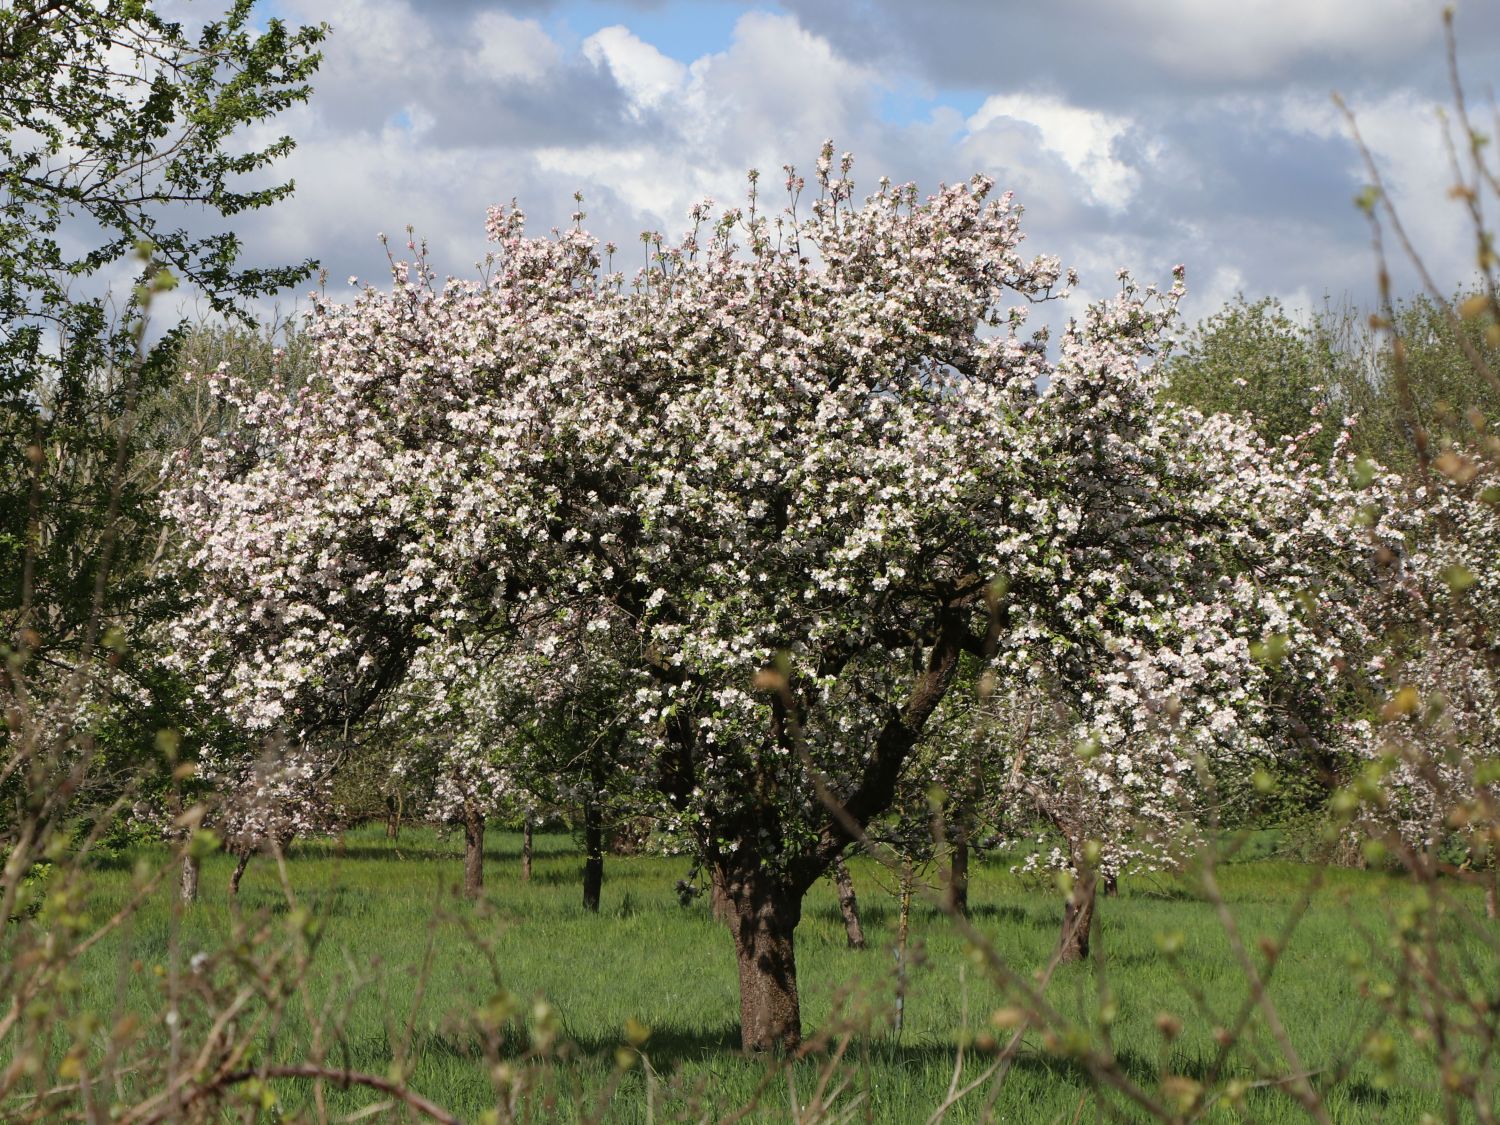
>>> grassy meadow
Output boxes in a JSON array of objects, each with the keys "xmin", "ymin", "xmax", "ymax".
[{"xmin": 65, "ymin": 826, "xmax": 1488, "ymax": 1122}]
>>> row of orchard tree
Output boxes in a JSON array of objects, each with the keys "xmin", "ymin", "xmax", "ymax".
[{"xmin": 4, "ymin": 2, "xmax": 1498, "ymax": 1058}]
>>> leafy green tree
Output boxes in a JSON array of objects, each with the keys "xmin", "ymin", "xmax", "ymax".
[
  {"xmin": 1, "ymin": 0, "xmax": 323, "ymax": 656},
  {"xmin": 1163, "ymin": 295, "xmax": 1341, "ymax": 458},
  {"xmin": 0, "ymin": 0, "xmax": 323, "ymax": 838},
  {"xmin": 1356, "ymin": 290, "xmax": 1500, "ymax": 469}
]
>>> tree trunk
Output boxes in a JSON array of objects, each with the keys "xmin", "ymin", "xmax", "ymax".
[
  {"xmin": 1103, "ymin": 872, "xmax": 1119, "ymax": 898},
  {"xmin": 463, "ymin": 800, "xmax": 484, "ymax": 900},
  {"xmin": 521, "ymin": 819, "xmax": 533, "ymax": 882},
  {"xmin": 948, "ymin": 823, "xmax": 970, "ymax": 916},
  {"xmin": 1487, "ymin": 878, "xmax": 1498, "ymax": 921},
  {"xmin": 385, "ymin": 794, "xmax": 399, "ymax": 840},
  {"xmin": 229, "ymin": 851, "xmax": 250, "ymax": 897},
  {"xmin": 1059, "ymin": 867, "xmax": 1097, "ymax": 962},
  {"xmin": 725, "ymin": 868, "xmax": 803, "ymax": 1052},
  {"xmin": 832, "ymin": 856, "xmax": 865, "ymax": 949},
  {"xmin": 179, "ymin": 852, "xmax": 200, "ymax": 904},
  {"xmin": 582, "ymin": 803, "xmax": 604, "ymax": 913},
  {"xmin": 710, "ymin": 867, "xmax": 734, "ymax": 926},
  {"xmin": 895, "ymin": 858, "xmax": 914, "ymax": 1035}
]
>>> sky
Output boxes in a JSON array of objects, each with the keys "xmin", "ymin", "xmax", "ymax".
[{"xmin": 209, "ymin": 0, "xmax": 1500, "ymax": 329}]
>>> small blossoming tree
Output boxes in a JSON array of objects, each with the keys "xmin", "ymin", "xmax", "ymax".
[{"xmin": 167, "ymin": 150, "xmax": 1360, "ymax": 1050}]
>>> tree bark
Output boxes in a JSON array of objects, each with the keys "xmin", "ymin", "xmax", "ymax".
[
  {"xmin": 385, "ymin": 794, "xmax": 400, "ymax": 841},
  {"xmin": 1059, "ymin": 865, "xmax": 1097, "ymax": 962},
  {"xmin": 463, "ymin": 800, "xmax": 484, "ymax": 900},
  {"xmin": 179, "ymin": 852, "xmax": 200, "ymax": 904},
  {"xmin": 1487, "ymin": 879, "xmax": 1498, "ymax": 921},
  {"xmin": 521, "ymin": 819, "xmax": 533, "ymax": 882},
  {"xmin": 229, "ymin": 851, "xmax": 250, "ymax": 897},
  {"xmin": 948, "ymin": 822, "xmax": 970, "ymax": 916},
  {"xmin": 709, "ymin": 867, "xmax": 734, "ymax": 926},
  {"xmin": 832, "ymin": 856, "xmax": 865, "ymax": 949},
  {"xmin": 725, "ymin": 867, "xmax": 803, "ymax": 1052},
  {"xmin": 582, "ymin": 803, "xmax": 604, "ymax": 913}
]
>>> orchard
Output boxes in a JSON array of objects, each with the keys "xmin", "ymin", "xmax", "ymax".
[{"xmin": 4, "ymin": 2, "xmax": 1500, "ymax": 1120}]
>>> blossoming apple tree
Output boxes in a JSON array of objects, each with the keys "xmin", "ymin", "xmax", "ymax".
[
  {"xmin": 1343, "ymin": 444, "xmax": 1500, "ymax": 907},
  {"xmin": 166, "ymin": 149, "xmax": 1361, "ymax": 1050}
]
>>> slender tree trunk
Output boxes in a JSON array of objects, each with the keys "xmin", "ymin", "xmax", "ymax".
[
  {"xmin": 948, "ymin": 822, "xmax": 970, "ymax": 916},
  {"xmin": 832, "ymin": 856, "xmax": 866, "ymax": 949},
  {"xmin": 1487, "ymin": 878, "xmax": 1498, "ymax": 921},
  {"xmin": 582, "ymin": 803, "xmax": 604, "ymax": 912},
  {"xmin": 521, "ymin": 819, "xmax": 533, "ymax": 882},
  {"xmin": 725, "ymin": 867, "xmax": 803, "ymax": 1052},
  {"xmin": 894, "ymin": 857, "xmax": 914, "ymax": 1035},
  {"xmin": 229, "ymin": 852, "xmax": 250, "ymax": 897},
  {"xmin": 463, "ymin": 800, "xmax": 484, "ymax": 900},
  {"xmin": 1059, "ymin": 856, "xmax": 1097, "ymax": 962},
  {"xmin": 897, "ymin": 858, "xmax": 913, "ymax": 952},
  {"xmin": 385, "ymin": 795, "xmax": 399, "ymax": 840},
  {"xmin": 179, "ymin": 852, "xmax": 200, "ymax": 904}
]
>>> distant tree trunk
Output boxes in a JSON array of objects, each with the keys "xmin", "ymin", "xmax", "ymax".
[
  {"xmin": 1487, "ymin": 879, "xmax": 1498, "ymax": 921},
  {"xmin": 229, "ymin": 851, "xmax": 251, "ymax": 897},
  {"xmin": 894, "ymin": 857, "xmax": 914, "ymax": 1035},
  {"xmin": 897, "ymin": 858, "xmax": 913, "ymax": 952},
  {"xmin": 582, "ymin": 803, "xmax": 604, "ymax": 912},
  {"xmin": 1103, "ymin": 872, "xmax": 1119, "ymax": 898},
  {"xmin": 1059, "ymin": 844, "xmax": 1097, "ymax": 962},
  {"xmin": 724, "ymin": 865, "xmax": 803, "ymax": 1052},
  {"xmin": 385, "ymin": 794, "xmax": 400, "ymax": 840},
  {"xmin": 179, "ymin": 852, "xmax": 200, "ymax": 904},
  {"xmin": 521, "ymin": 819, "xmax": 533, "ymax": 882},
  {"xmin": 463, "ymin": 800, "xmax": 484, "ymax": 900},
  {"xmin": 948, "ymin": 822, "xmax": 970, "ymax": 916},
  {"xmin": 832, "ymin": 856, "xmax": 865, "ymax": 949}
]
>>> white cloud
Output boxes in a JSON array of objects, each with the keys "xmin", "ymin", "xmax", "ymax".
[
  {"xmin": 966, "ymin": 94, "xmax": 1142, "ymax": 211},
  {"xmin": 582, "ymin": 26, "xmax": 685, "ymax": 116},
  {"xmin": 467, "ymin": 12, "xmax": 561, "ymax": 86},
  {"xmin": 538, "ymin": 11, "xmax": 884, "ymax": 236}
]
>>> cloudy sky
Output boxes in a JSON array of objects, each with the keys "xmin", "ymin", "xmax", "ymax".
[{"xmin": 225, "ymin": 0, "xmax": 1500, "ymax": 327}]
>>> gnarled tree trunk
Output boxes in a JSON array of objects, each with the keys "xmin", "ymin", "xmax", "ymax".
[
  {"xmin": 463, "ymin": 800, "xmax": 484, "ymax": 900},
  {"xmin": 521, "ymin": 819, "xmax": 533, "ymax": 882},
  {"xmin": 582, "ymin": 803, "xmax": 604, "ymax": 912},
  {"xmin": 832, "ymin": 856, "xmax": 865, "ymax": 949},
  {"xmin": 179, "ymin": 852, "xmax": 200, "ymax": 904},
  {"xmin": 723, "ymin": 866, "xmax": 803, "ymax": 1052}
]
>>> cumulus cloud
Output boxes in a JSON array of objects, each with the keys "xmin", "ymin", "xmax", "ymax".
[{"xmin": 966, "ymin": 94, "xmax": 1143, "ymax": 212}]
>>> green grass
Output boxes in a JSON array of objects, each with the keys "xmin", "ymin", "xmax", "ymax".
[{"xmin": 58, "ymin": 825, "xmax": 1496, "ymax": 1122}]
